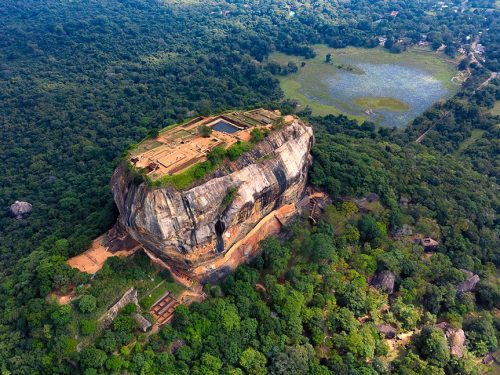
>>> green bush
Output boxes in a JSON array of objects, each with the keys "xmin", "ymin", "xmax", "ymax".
[
  {"xmin": 198, "ymin": 124, "xmax": 213, "ymax": 137},
  {"xmin": 220, "ymin": 187, "xmax": 237, "ymax": 211},
  {"xmin": 79, "ymin": 295, "xmax": 97, "ymax": 314},
  {"xmin": 80, "ymin": 319, "xmax": 97, "ymax": 335},
  {"xmin": 226, "ymin": 141, "xmax": 253, "ymax": 161}
]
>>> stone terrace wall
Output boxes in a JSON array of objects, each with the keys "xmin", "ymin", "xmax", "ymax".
[{"xmin": 102, "ymin": 288, "xmax": 139, "ymax": 328}]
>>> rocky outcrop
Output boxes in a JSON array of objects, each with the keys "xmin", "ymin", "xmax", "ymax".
[
  {"xmin": 435, "ymin": 322, "xmax": 466, "ymax": 357},
  {"xmin": 372, "ymin": 270, "xmax": 396, "ymax": 294},
  {"xmin": 456, "ymin": 269, "xmax": 480, "ymax": 293},
  {"xmin": 377, "ymin": 324, "xmax": 397, "ymax": 339},
  {"xmin": 9, "ymin": 201, "xmax": 32, "ymax": 219},
  {"xmin": 111, "ymin": 118, "xmax": 314, "ymax": 283}
]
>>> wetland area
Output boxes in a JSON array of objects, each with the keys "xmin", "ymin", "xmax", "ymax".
[{"xmin": 269, "ymin": 45, "xmax": 460, "ymax": 127}]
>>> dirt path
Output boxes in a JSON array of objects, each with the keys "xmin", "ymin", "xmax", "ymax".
[
  {"xmin": 386, "ymin": 330, "xmax": 417, "ymax": 362},
  {"xmin": 414, "ymin": 110, "xmax": 451, "ymax": 144},
  {"xmin": 476, "ymin": 72, "xmax": 497, "ymax": 91}
]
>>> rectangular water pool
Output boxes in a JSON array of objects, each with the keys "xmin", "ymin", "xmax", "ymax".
[{"xmin": 212, "ymin": 120, "xmax": 240, "ymax": 134}]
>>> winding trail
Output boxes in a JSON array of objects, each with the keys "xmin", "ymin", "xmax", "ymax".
[
  {"xmin": 415, "ymin": 110, "xmax": 451, "ymax": 144},
  {"xmin": 414, "ymin": 70, "xmax": 496, "ymax": 144},
  {"xmin": 476, "ymin": 72, "xmax": 497, "ymax": 92}
]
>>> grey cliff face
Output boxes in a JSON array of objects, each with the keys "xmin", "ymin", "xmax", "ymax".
[{"xmin": 111, "ymin": 119, "xmax": 314, "ymax": 279}]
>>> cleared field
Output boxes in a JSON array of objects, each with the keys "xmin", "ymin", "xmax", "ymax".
[{"xmin": 269, "ymin": 45, "xmax": 458, "ymax": 127}]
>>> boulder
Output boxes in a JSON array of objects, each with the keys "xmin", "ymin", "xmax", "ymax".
[
  {"xmin": 456, "ymin": 269, "xmax": 480, "ymax": 293},
  {"xmin": 372, "ymin": 270, "xmax": 396, "ymax": 294},
  {"xmin": 447, "ymin": 328, "xmax": 466, "ymax": 357},
  {"xmin": 435, "ymin": 322, "xmax": 466, "ymax": 357},
  {"xmin": 366, "ymin": 192, "xmax": 380, "ymax": 203},
  {"xmin": 9, "ymin": 201, "xmax": 32, "ymax": 219},
  {"xmin": 421, "ymin": 237, "xmax": 439, "ymax": 251},
  {"xmin": 377, "ymin": 324, "xmax": 397, "ymax": 339}
]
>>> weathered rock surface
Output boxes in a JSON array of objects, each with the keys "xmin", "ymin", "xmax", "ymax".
[
  {"xmin": 9, "ymin": 201, "xmax": 32, "ymax": 219},
  {"xmin": 112, "ymin": 118, "xmax": 314, "ymax": 282},
  {"xmin": 456, "ymin": 269, "xmax": 480, "ymax": 293},
  {"xmin": 377, "ymin": 324, "xmax": 397, "ymax": 339},
  {"xmin": 435, "ymin": 322, "xmax": 466, "ymax": 357},
  {"xmin": 372, "ymin": 270, "xmax": 396, "ymax": 294}
]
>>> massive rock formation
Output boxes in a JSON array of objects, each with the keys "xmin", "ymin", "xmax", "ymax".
[{"xmin": 111, "ymin": 117, "xmax": 314, "ymax": 283}]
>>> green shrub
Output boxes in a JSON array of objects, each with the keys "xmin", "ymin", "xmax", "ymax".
[
  {"xmin": 147, "ymin": 129, "xmax": 160, "ymax": 139},
  {"xmin": 79, "ymin": 295, "xmax": 97, "ymax": 314},
  {"xmin": 198, "ymin": 124, "xmax": 212, "ymax": 137},
  {"xmin": 220, "ymin": 187, "xmax": 237, "ymax": 211},
  {"xmin": 226, "ymin": 141, "xmax": 252, "ymax": 161},
  {"xmin": 122, "ymin": 303, "xmax": 137, "ymax": 315},
  {"xmin": 250, "ymin": 128, "xmax": 268, "ymax": 143},
  {"xmin": 80, "ymin": 319, "xmax": 97, "ymax": 335}
]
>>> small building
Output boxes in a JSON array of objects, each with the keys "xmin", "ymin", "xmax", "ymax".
[{"xmin": 146, "ymin": 162, "xmax": 158, "ymax": 172}]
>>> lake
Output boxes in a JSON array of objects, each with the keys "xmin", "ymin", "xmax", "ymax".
[{"xmin": 270, "ymin": 46, "xmax": 459, "ymax": 127}]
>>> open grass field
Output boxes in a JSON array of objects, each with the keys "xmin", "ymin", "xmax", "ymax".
[
  {"xmin": 269, "ymin": 45, "xmax": 458, "ymax": 127},
  {"xmin": 456, "ymin": 129, "xmax": 486, "ymax": 154},
  {"xmin": 492, "ymin": 100, "xmax": 500, "ymax": 117}
]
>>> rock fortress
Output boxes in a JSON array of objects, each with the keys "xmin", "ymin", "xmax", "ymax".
[{"xmin": 68, "ymin": 109, "xmax": 315, "ymax": 288}]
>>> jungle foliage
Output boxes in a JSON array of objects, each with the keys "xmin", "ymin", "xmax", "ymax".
[{"xmin": 0, "ymin": 0, "xmax": 499, "ymax": 374}]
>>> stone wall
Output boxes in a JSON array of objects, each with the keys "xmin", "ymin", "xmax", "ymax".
[{"xmin": 101, "ymin": 287, "xmax": 139, "ymax": 328}]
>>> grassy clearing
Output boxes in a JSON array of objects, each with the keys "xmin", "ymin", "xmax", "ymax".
[
  {"xmin": 269, "ymin": 45, "xmax": 457, "ymax": 120},
  {"xmin": 150, "ymin": 161, "xmax": 213, "ymax": 190},
  {"xmin": 491, "ymin": 100, "xmax": 500, "ymax": 117},
  {"xmin": 354, "ymin": 97, "xmax": 409, "ymax": 112},
  {"xmin": 140, "ymin": 277, "xmax": 185, "ymax": 310},
  {"xmin": 456, "ymin": 129, "xmax": 486, "ymax": 154}
]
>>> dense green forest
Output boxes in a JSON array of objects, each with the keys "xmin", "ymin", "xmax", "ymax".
[{"xmin": 0, "ymin": 0, "xmax": 499, "ymax": 374}]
